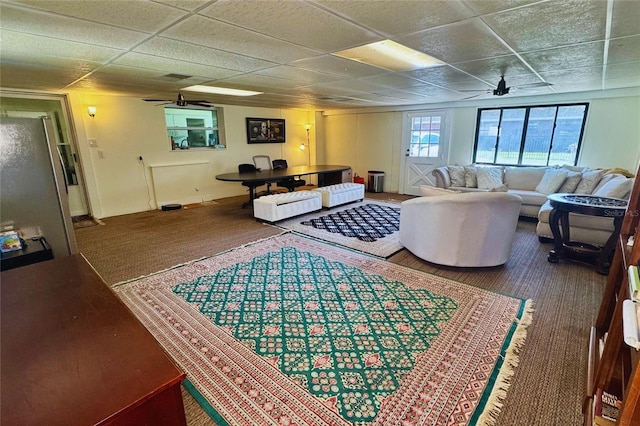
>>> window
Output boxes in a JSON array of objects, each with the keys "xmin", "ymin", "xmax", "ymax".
[
  {"xmin": 409, "ymin": 113, "xmax": 442, "ymax": 158},
  {"xmin": 473, "ymin": 103, "xmax": 588, "ymax": 166},
  {"xmin": 165, "ymin": 107, "xmax": 225, "ymax": 150}
]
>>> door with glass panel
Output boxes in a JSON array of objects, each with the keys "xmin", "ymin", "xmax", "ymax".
[{"xmin": 401, "ymin": 111, "xmax": 448, "ymax": 196}]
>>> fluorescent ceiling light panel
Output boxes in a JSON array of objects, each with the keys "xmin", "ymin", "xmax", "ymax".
[
  {"xmin": 332, "ymin": 40, "xmax": 444, "ymax": 72},
  {"xmin": 182, "ymin": 85, "xmax": 262, "ymax": 97}
]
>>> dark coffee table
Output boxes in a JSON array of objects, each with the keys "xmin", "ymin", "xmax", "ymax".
[{"xmin": 546, "ymin": 193, "xmax": 628, "ymax": 274}]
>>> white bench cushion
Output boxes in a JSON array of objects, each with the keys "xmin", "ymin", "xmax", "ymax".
[
  {"xmin": 313, "ymin": 183, "xmax": 365, "ymax": 208},
  {"xmin": 253, "ymin": 190, "xmax": 321, "ymax": 222}
]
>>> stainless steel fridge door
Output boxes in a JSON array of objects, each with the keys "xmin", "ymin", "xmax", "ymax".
[{"xmin": 0, "ymin": 117, "xmax": 78, "ymax": 258}]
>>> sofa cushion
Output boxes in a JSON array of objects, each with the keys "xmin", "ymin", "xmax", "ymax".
[
  {"xmin": 448, "ymin": 165, "xmax": 466, "ymax": 187},
  {"xmin": 557, "ymin": 171, "xmax": 582, "ymax": 193},
  {"xmin": 508, "ymin": 189, "xmax": 548, "ymax": 206},
  {"xmin": 477, "ymin": 166, "xmax": 504, "ymax": 189},
  {"xmin": 504, "ymin": 167, "xmax": 548, "ymax": 191},
  {"xmin": 575, "ymin": 169, "xmax": 604, "ymax": 194},
  {"xmin": 419, "ymin": 185, "xmax": 462, "ymax": 197},
  {"xmin": 489, "ymin": 184, "xmax": 509, "ymax": 192},
  {"xmin": 464, "ymin": 165, "xmax": 477, "ymax": 188},
  {"xmin": 536, "ymin": 168, "xmax": 569, "ymax": 194},
  {"xmin": 592, "ymin": 176, "xmax": 633, "ymax": 198}
]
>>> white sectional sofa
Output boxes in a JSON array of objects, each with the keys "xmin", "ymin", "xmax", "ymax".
[{"xmin": 432, "ymin": 164, "xmax": 634, "ymax": 245}]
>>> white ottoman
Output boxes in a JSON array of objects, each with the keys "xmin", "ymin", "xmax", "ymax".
[
  {"xmin": 313, "ymin": 183, "xmax": 365, "ymax": 208},
  {"xmin": 253, "ymin": 190, "xmax": 322, "ymax": 222}
]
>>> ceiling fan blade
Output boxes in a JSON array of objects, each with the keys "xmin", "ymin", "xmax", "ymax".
[
  {"xmin": 143, "ymin": 98, "xmax": 172, "ymax": 102},
  {"xmin": 461, "ymin": 93, "xmax": 484, "ymax": 100},
  {"xmin": 514, "ymin": 81, "xmax": 553, "ymax": 89},
  {"xmin": 458, "ymin": 88, "xmax": 492, "ymax": 93}
]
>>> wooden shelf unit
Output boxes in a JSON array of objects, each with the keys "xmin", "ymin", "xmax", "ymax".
[{"xmin": 584, "ymin": 165, "xmax": 640, "ymax": 425}]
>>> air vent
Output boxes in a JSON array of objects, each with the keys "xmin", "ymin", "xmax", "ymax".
[{"xmin": 158, "ymin": 73, "xmax": 192, "ymax": 81}]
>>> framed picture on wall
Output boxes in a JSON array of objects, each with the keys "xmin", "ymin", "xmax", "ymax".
[{"xmin": 246, "ymin": 118, "xmax": 286, "ymax": 143}]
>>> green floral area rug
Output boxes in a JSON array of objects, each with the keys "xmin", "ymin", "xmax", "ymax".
[
  {"xmin": 276, "ymin": 200, "xmax": 403, "ymax": 258},
  {"xmin": 115, "ymin": 233, "xmax": 532, "ymax": 426}
]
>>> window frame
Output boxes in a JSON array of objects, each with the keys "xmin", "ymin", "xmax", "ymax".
[
  {"xmin": 472, "ymin": 102, "xmax": 589, "ymax": 167},
  {"xmin": 164, "ymin": 106, "xmax": 225, "ymax": 151}
]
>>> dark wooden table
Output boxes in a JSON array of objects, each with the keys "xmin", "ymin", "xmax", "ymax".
[
  {"xmin": 1, "ymin": 254, "xmax": 186, "ymax": 426},
  {"xmin": 216, "ymin": 164, "xmax": 350, "ymax": 207},
  {"xmin": 546, "ymin": 193, "xmax": 628, "ymax": 274}
]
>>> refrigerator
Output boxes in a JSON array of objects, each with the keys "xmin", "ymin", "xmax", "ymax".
[{"xmin": 1, "ymin": 117, "xmax": 77, "ymax": 258}]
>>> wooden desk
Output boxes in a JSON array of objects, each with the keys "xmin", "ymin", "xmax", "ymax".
[
  {"xmin": 216, "ymin": 164, "xmax": 351, "ymax": 206},
  {"xmin": 1, "ymin": 254, "xmax": 186, "ymax": 426}
]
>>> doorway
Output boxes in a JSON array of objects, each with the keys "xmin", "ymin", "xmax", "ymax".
[
  {"xmin": 1, "ymin": 93, "xmax": 89, "ymax": 217},
  {"xmin": 400, "ymin": 110, "xmax": 449, "ymax": 196}
]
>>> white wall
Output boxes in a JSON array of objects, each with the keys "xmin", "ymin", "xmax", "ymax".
[
  {"xmin": 321, "ymin": 89, "xmax": 640, "ymax": 193},
  {"xmin": 68, "ymin": 93, "xmax": 313, "ymax": 218}
]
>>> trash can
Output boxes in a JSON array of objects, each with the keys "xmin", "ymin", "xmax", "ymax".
[{"xmin": 368, "ymin": 170, "xmax": 385, "ymax": 193}]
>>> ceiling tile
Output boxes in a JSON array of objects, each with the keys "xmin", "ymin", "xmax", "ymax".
[
  {"xmin": 290, "ymin": 54, "xmax": 383, "ymax": 79},
  {"xmin": 462, "ymin": 0, "xmax": 543, "ymax": 16},
  {"xmin": 256, "ymin": 65, "xmax": 341, "ymax": 85},
  {"xmin": 604, "ymin": 62, "xmax": 640, "ymax": 89},
  {"xmin": 404, "ymin": 65, "xmax": 487, "ymax": 90},
  {"xmin": 539, "ymin": 66, "xmax": 603, "ymax": 92},
  {"xmin": 607, "ymin": 35, "xmax": 640, "ymax": 65},
  {"xmin": 9, "ymin": 0, "xmax": 189, "ymax": 32},
  {"xmin": 0, "ymin": 3, "xmax": 148, "ymax": 49},
  {"xmin": 610, "ymin": 0, "xmax": 640, "ymax": 39},
  {"xmin": 483, "ymin": 0, "xmax": 608, "ymax": 52},
  {"xmin": 153, "ymin": 0, "xmax": 212, "ymax": 12},
  {"xmin": 0, "ymin": 29, "xmax": 122, "ymax": 62},
  {"xmin": 357, "ymin": 73, "xmax": 429, "ymax": 90},
  {"xmin": 198, "ymin": 0, "xmax": 380, "ymax": 52},
  {"xmin": 316, "ymin": 0, "xmax": 473, "ymax": 37},
  {"xmin": 452, "ymin": 55, "xmax": 534, "ymax": 81},
  {"xmin": 161, "ymin": 15, "xmax": 321, "ymax": 64},
  {"xmin": 521, "ymin": 42, "xmax": 605, "ymax": 72},
  {"xmin": 217, "ymin": 74, "xmax": 303, "ymax": 91},
  {"xmin": 113, "ymin": 52, "xmax": 240, "ymax": 80},
  {"xmin": 396, "ymin": 18, "xmax": 513, "ymax": 64},
  {"xmin": 0, "ymin": 62, "xmax": 88, "ymax": 91},
  {"xmin": 133, "ymin": 37, "xmax": 277, "ymax": 72}
]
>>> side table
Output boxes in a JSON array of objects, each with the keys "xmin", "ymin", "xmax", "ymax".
[
  {"xmin": 546, "ymin": 193, "xmax": 628, "ymax": 274},
  {"xmin": 0, "ymin": 236, "xmax": 53, "ymax": 271}
]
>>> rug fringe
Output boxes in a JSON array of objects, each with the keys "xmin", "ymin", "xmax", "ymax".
[{"xmin": 476, "ymin": 299, "xmax": 534, "ymax": 426}]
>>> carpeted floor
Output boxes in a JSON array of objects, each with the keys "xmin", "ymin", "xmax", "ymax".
[{"xmin": 75, "ymin": 192, "xmax": 605, "ymax": 425}]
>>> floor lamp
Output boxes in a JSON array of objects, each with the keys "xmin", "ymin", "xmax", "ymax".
[{"xmin": 299, "ymin": 124, "xmax": 311, "ymax": 165}]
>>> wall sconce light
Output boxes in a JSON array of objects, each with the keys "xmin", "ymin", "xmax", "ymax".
[{"xmin": 87, "ymin": 106, "xmax": 97, "ymax": 118}]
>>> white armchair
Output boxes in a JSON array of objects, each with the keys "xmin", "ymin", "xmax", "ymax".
[{"xmin": 399, "ymin": 192, "xmax": 522, "ymax": 267}]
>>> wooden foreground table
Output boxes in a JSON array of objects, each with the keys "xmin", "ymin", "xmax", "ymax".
[{"xmin": 1, "ymin": 254, "xmax": 186, "ymax": 425}]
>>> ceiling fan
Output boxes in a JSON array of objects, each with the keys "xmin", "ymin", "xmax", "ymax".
[
  {"xmin": 461, "ymin": 75, "xmax": 553, "ymax": 100},
  {"xmin": 143, "ymin": 92, "xmax": 214, "ymax": 107}
]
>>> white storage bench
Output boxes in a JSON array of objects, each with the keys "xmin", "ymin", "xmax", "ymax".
[
  {"xmin": 313, "ymin": 183, "xmax": 365, "ymax": 208},
  {"xmin": 253, "ymin": 190, "xmax": 322, "ymax": 222}
]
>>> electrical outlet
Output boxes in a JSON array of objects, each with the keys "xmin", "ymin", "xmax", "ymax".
[
  {"xmin": 97, "ymin": 150, "xmax": 105, "ymax": 159},
  {"xmin": 88, "ymin": 139, "xmax": 97, "ymax": 147}
]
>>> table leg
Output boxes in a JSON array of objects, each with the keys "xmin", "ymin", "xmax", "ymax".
[
  {"xmin": 241, "ymin": 185, "xmax": 257, "ymax": 209},
  {"xmin": 548, "ymin": 207, "xmax": 565, "ymax": 263},
  {"xmin": 596, "ymin": 216, "xmax": 624, "ymax": 275}
]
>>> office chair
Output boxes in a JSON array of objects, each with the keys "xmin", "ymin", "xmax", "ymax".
[
  {"xmin": 272, "ymin": 159, "xmax": 306, "ymax": 192},
  {"xmin": 252, "ymin": 155, "xmax": 281, "ymax": 194},
  {"xmin": 238, "ymin": 163, "xmax": 266, "ymax": 208}
]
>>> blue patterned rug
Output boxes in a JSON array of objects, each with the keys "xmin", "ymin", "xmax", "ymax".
[{"xmin": 277, "ymin": 200, "xmax": 403, "ymax": 258}]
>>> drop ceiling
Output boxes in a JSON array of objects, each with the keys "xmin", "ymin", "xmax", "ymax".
[{"xmin": 1, "ymin": 0, "xmax": 639, "ymax": 110}]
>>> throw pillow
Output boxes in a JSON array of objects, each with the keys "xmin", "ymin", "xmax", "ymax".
[
  {"xmin": 448, "ymin": 165, "xmax": 466, "ymax": 187},
  {"xmin": 464, "ymin": 166, "xmax": 477, "ymax": 188},
  {"xmin": 535, "ymin": 168, "xmax": 569, "ymax": 194},
  {"xmin": 592, "ymin": 177, "xmax": 633, "ymax": 199},
  {"xmin": 561, "ymin": 164, "xmax": 587, "ymax": 173},
  {"xmin": 575, "ymin": 169, "xmax": 604, "ymax": 194},
  {"xmin": 557, "ymin": 171, "xmax": 582, "ymax": 193},
  {"xmin": 476, "ymin": 166, "xmax": 504, "ymax": 189},
  {"xmin": 419, "ymin": 185, "xmax": 462, "ymax": 197},
  {"xmin": 489, "ymin": 184, "xmax": 509, "ymax": 192}
]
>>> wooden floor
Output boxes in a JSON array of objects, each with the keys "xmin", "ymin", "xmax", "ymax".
[{"xmin": 75, "ymin": 191, "xmax": 606, "ymax": 426}]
